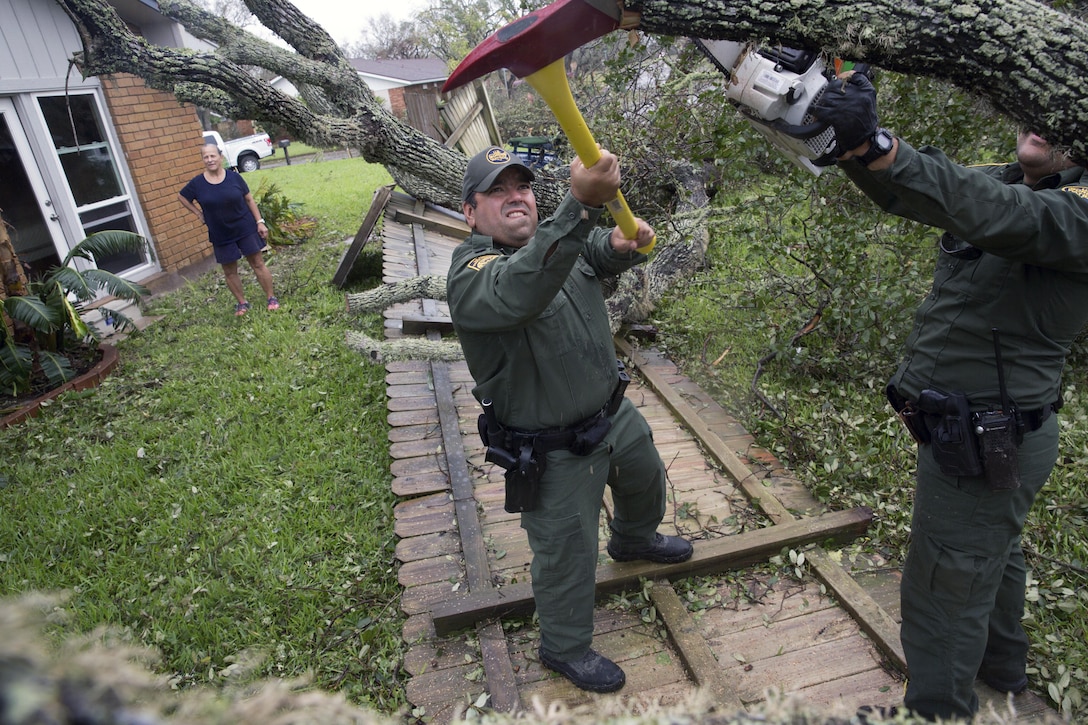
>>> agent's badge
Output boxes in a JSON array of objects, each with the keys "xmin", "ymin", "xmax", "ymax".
[{"xmin": 467, "ymin": 254, "xmax": 500, "ymax": 271}]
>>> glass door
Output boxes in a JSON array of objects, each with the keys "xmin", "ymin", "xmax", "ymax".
[
  {"xmin": 0, "ymin": 97, "xmax": 67, "ymax": 280},
  {"xmin": 36, "ymin": 92, "xmax": 151, "ymax": 275}
]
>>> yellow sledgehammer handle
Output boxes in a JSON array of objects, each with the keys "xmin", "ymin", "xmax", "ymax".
[{"xmin": 523, "ymin": 60, "xmax": 655, "ymax": 254}]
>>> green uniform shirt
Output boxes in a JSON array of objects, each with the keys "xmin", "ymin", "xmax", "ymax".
[
  {"xmin": 843, "ymin": 141, "xmax": 1088, "ymax": 409},
  {"xmin": 447, "ymin": 192, "xmax": 646, "ymax": 430}
]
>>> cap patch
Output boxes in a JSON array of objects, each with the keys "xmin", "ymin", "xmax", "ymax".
[
  {"xmin": 467, "ymin": 254, "xmax": 500, "ymax": 271},
  {"xmin": 486, "ymin": 148, "xmax": 512, "ymax": 164}
]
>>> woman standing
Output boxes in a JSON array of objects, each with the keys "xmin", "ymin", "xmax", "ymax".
[{"xmin": 178, "ymin": 143, "xmax": 279, "ymax": 315}]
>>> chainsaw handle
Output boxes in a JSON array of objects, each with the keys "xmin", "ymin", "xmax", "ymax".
[{"xmin": 524, "ymin": 60, "xmax": 655, "ymax": 254}]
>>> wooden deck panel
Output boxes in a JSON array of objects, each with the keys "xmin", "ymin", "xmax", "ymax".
[{"xmin": 373, "ymin": 190, "xmax": 1059, "ymax": 723}]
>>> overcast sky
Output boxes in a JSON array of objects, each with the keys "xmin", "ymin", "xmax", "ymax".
[{"xmin": 285, "ymin": 0, "xmax": 424, "ymax": 47}]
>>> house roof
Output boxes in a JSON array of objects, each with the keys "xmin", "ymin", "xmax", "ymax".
[{"xmin": 348, "ymin": 57, "xmax": 449, "ymax": 84}]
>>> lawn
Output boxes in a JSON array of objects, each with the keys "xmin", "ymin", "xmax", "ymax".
[
  {"xmin": 248, "ymin": 157, "xmax": 394, "ymax": 240},
  {"xmin": 0, "ymin": 157, "xmax": 406, "ymax": 712}
]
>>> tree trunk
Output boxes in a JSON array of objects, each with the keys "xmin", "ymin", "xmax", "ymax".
[
  {"xmin": 632, "ymin": 0, "xmax": 1088, "ymax": 161},
  {"xmin": 0, "ymin": 215, "xmax": 29, "ymax": 341},
  {"xmin": 52, "ymin": 0, "xmax": 1088, "ymax": 328}
]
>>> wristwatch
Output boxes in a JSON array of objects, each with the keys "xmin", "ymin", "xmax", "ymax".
[{"xmin": 856, "ymin": 128, "xmax": 894, "ymax": 166}]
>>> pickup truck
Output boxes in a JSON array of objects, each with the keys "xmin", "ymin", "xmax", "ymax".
[{"xmin": 202, "ymin": 130, "xmax": 274, "ymax": 172}]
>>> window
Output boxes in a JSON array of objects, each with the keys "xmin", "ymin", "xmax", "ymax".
[{"xmin": 37, "ymin": 93, "xmax": 149, "ymax": 275}]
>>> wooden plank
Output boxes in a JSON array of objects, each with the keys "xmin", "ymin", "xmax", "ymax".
[
  {"xmin": 402, "ymin": 314, "xmax": 455, "ymax": 336},
  {"xmin": 403, "ymin": 627, "xmax": 478, "ymax": 675},
  {"xmin": 387, "ymin": 382, "xmax": 437, "ymax": 399},
  {"xmin": 443, "ymin": 99, "xmax": 483, "ymax": 148},
  {"xmin": 707, "ymin": 602, "xmax": 862, "ymax": 663},
  {"xmin": 793, "ymin": 668, "xmax": 904, "ymax": 713},
  {"xmin": 727, "ymin": 635, "xmax": 890, "ymax": 702},
  {"xmin": 390, "ymin": 437, "xmax": 447, "ymax": 460},
  {"xmin": 332, "ymin": 184, "xmax": 392, "ymax": 288},
  {"xmin": 390, "ymin": 455, "xmax": 444, "ymax": 478},
  {"xmin": 617, "ymin": 337, "xmax": 794, "ymax": 523},
  {"xmin": 431, "ymin": 508, "xmax": 873, "ymax": 635},
  {"xmin": 650, "ymin": 579, "xmax": 746, "ymax": 711},
  {"xmin": 402, "ymin": 611, "xmax": 436, "ymax": 641},
  {"xmin": 392, "ymin": 208, "xmax": 469, "ymax": 244},
  {"xmin": 403, "ymin": 661, "xmax": 486, "ymax": 716},
  {"xmin": 388, "ymin": 408, "xmax": 441, "ymax": 427},
  {"xmin": 402, "ymin": 580, "xmax": 471, "ymax": 617},
  {"xmin": 388, "ymin": 423, "xmax": 442, "ymax": 443},
  {"xmin": 385, "ymin": 360, "xmax": 430, "ymax": 373},
  {"xmin": 807, "ymin": 549, "xmax": 907, "ymax": 675},
  {"xmin": 391, "ymin": 472, "xmax": 449, "ymax": 498},
  {"xmin": 398, "ymin": 555, "xmax": 462, "ymax": 587},
  {"xmin": 395, "ymin": 530, "xmax": 461, "ymax": 563},
  {"xmin": 388, "ymin": 396, "xmax": 439, "ymax": 413},
  {"xmin": 387, "ymin": 370, "xmax": 431, "ymax": 386},
  {"xmin": 394, "ymin": 512, "xmax": 456, "ymax": 540},
  {"xmin": 478, "ymin": 619, "xmax": 522, "ymax": 713}
]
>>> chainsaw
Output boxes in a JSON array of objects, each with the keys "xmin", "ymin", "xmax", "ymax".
[{"xmin": 696, "ymin": 39, "xmax": 869, "ymax": 176}]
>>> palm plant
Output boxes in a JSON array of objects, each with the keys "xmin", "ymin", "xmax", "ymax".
[{"xmin": 0, "ymin": 230, "xmax": 151, "ymax": 395}]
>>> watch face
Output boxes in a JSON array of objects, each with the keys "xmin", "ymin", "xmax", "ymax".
[{"xmin": 875, "ymin": 131, "xmax": 894, "ymax": 152}]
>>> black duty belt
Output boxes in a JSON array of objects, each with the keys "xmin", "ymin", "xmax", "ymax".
[
  {"xmin": 508, "ymin": 408, "xmax": 608, "ymax": 454},
  {"xmin": 887, "ymin": 384, "xmax": 1060, "ymax": 445},
  {"xmin": 501, "ymin": 365, "xmax": 630, "ymax": 455}
]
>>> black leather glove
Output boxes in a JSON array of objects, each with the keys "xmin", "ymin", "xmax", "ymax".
[{"xmin": 811, "ymin": 72, "xmax": 880, "ymax": 157}]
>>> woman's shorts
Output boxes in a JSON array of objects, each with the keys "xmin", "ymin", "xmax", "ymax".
[{"xmin": 213, "ymin": 232, "xmax": 265, "ymax": 264}]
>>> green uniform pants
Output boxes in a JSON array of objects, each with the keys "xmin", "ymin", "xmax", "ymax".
[
  {"xmin": 520, "ymin": 397, "xmax": 666, "ymax": 660},
  {"xmin": 902, "ymin": 414, "xmax": 1058, "ymax": 719}
]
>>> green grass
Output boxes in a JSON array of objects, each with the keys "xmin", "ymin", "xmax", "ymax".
[
  {"xmin": 0, "ymin": 162, "xmax": 405, "ymax": 710},
  {"xmin": 248, "ymin": 157, "xmax": 393, "ymax": 240},
  {"xmin": 278, "ymin": 140, "xmax": 327, "ymax": 157}
]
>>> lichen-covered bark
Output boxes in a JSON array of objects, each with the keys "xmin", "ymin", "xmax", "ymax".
[
  {"xmin": 51, "ymin": 0, "xmax": 1088, "ymax": 337},
  {"xmin": 633, "ymin": 0, "xmax": 1088, "ymax": 160},
  {"xmin": 54, "ymin": 0, "xmax": 480, "ymax": 212}
]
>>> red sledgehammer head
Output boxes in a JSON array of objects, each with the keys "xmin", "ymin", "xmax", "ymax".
[{"xmin": 442, "ymin": 0, "xmax": 621, "ymax": 92}]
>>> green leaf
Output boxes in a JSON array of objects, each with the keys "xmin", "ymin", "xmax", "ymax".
[
  {"xmin": 37, "ymin": 349, "xmax": 74, "ymax": 387},
  {"xmin": 2, "ymin": 295, "xmax": 62, "ymax": 333},
  {"xmin": 61, "ymin": 229, "xmax": 150, "ymax": 266},
  {"xmin": 0, "ymin": 341, "xmax": 33, "ymax": 394},
  {"xmin": 50, "ymin": 266, "xmax": 93, "ymax": 301},
  {"xmin": 79, "ymin": 269, "xmax": 150, "ymax": 301}
]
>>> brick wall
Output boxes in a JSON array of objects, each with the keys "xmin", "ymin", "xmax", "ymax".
[
  {"xmin": 388, "ymin": 87, "xmax": 407, "ymax": 119},
  {"xmin": 100, "ymin": 74, "xmax": 210, "ymax": 274}
]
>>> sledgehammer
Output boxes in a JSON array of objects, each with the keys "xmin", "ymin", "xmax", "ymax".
[{"xmin": 442, "ymin": 0, "xmax": 654, "ymax": 253}]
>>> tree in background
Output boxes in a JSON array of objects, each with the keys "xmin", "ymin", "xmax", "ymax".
[
  {"xmin": 342, "ymin": 13, "xmax": 428, "ymax": 60},
  {"xmin": 193, "ymin": 0, "xmax": 255, "ymax": 28}
]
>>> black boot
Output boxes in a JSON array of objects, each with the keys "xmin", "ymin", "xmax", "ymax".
[
  {"xmin": 538, "ymin": 648, "xmax": 625, "ymax": 692},
  {"xmin": 977, "ymin": 663, "xmax": 1029, "ymax": 695},
  {"xmin": 607, "ymin": 533, "xmax": 693, "ymax": 563}
]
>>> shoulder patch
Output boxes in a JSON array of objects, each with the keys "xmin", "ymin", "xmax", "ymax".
[
  {"xmin": 467, "ymin": 253, "xmax": 500, "ymax": 271},
  {"xmin": 1061, "ymin": 185, "xmax": 1088, "ymax": 199}
]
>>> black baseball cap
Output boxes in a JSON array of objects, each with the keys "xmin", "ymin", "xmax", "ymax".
[{"xmin": 462, "ymin": 146, "xmax": 535, "ymax": 203}]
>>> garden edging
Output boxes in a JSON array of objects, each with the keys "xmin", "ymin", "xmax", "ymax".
[{"xmin": 0, "ymin": 344, "xmax": 119, "ymax": 430}]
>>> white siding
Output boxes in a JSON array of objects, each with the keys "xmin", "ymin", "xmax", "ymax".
[{"xmin": 0, "ymin": 0, "xmax": 94, "ymax": 93}]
